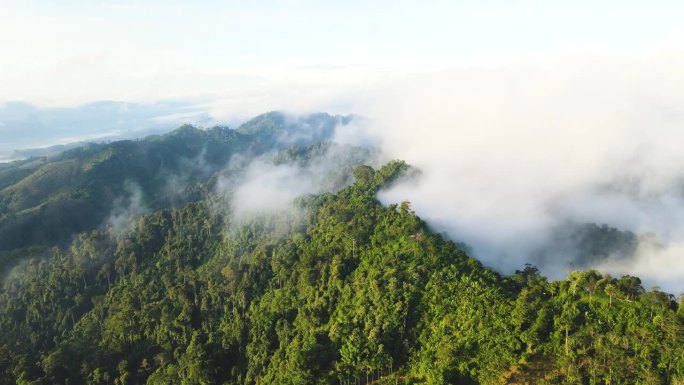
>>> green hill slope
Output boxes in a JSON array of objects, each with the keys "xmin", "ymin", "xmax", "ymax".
[
  {"xmin": 0, "ymin": 112, "xmax": 354, "ymax": 264},
  {"xmin": 0, "ymin": 160, "xmax": 681, "ymax": 385},
  {"xmin": 0, "ymin": 112, "xmax": 681, "ymax": 385}
]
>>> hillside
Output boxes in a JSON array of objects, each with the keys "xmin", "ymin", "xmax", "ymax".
[
  {"xmin": 0, "ymin": 112, "xmax": 363, "ymax": 270},
  {"xmin": 0, "ymin": 114, "xmax": 682, "ymax": 385}
]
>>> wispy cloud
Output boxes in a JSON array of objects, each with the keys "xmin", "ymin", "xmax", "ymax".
[{"xmin": 107, "ymin": 182, "xmax": 148, "ymax": 232}]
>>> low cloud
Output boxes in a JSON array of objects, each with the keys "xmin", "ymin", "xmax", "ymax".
[
  {"xmin": 215, "ymin": 123, "xmax": 377, "ymax": 229},
  {"xmin": 107, "ymin": 183, "xmax": 148, "ymax": 232},
  {"xmin": 227, "ymin": 159, "xmax": 316, "ymax": 220},
  {"xmin": 361, "ymin": 52, "xmax": 684, "ymax": 292}
]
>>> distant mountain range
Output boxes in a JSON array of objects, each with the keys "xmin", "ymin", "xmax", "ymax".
[{"xmin": 0, "ymin": 100, "xmax": 216, "ymax": 161}]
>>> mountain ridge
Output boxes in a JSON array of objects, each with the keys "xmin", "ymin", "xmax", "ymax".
[
  {"xmin": 0, "ymin": 112, "xmax": 355, "ymax": 262},
  {"xmin": 0, "ymin": 112, "xmax": 681, "ymax": 385}
]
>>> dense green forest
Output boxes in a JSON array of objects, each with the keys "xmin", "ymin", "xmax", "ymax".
[{"xmin": 0, "ymin": 114, "xmax": 682, "ymax": 384}]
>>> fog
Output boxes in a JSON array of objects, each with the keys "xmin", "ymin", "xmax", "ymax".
[
  {"xmin": 225, "ymin": 159, "xmax": 316, "ymax": 220},
  {"xmin": 194, "ymin": 54, "xmax": 684, "ymax": 292},
  {"xmin": 4, "ymin": 53, "xmax": 684, "ymax": 292},
  {"xmin": 204, "ymin": 112, "xmax": 376, "ymax": 234},
  {"xmin": 107, "ymin": 182, "xmax": 148, "ymax": 232},
  {"xmin": 347, "ymin": 55, "xmax": 684, "ymax": 292}
]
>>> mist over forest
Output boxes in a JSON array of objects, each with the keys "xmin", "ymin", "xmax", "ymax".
[
  {"xmin": 3, "ymin": 106, "xmax": 681, "ymax": 291},
  {"xmin": 2, "ymin": 1, "xmax": 684, "ymax": 384},
  {"xmin": 0, "ymin": 111, "xmax": 682, "ymax": 384}
]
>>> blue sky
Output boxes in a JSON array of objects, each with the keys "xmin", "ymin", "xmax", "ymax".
[{"xmin": 2, "ymin": 1, "xmax": 682, "ymax": 108}]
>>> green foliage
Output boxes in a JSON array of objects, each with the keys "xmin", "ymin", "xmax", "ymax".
[{"xmin": 0, "ymin": 136, "xmax": 682, "ymax": 384}]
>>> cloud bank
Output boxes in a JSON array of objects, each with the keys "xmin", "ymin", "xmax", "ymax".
[{"xmin": 346, "ymin": 53, "xmax": 684, "ymax": 292}]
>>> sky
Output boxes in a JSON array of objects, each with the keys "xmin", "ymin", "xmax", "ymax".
[
  {"xmin": 3, "ymin": 1, "xmax": 684, "ymax": 290},
  {"xmin": 2, "ymin": 1, "xmax": 683, "ymax": 110}
]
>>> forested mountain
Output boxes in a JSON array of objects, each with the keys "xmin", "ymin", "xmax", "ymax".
[
  {"xmin": 0, "ymin": 112, "xmax": 362, "ymax": 270},
  {"xmin": 0, "ymin": 114, "xmax": 682, "ymax": 384}
]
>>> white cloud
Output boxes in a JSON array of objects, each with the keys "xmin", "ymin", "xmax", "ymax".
[
  {"xmin": 228, "ymin": 160, "xmax": 316, "ymax": 219},
  {"xmin": 363, "ymin": 52, "xmax": 684, "ymax": 292}
]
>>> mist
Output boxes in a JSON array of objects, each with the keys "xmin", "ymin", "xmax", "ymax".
[
  {"xmin": 342, "ymin": 54, "xmax": 684, "ymax": 292},
  {"xmin": 107, "ymin": 182, "xmax": 148, "ymax": 232},
  {"xmin": 5, "ymin": 52, "xmax": 684, "ymax": 292},
  {"xmin": 224, "ymin": 159, "xmax": 316, "ymax": 220},
  {"xmin": 213, "ymin": 118, "xmax": 376, "ymax": 231}
]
